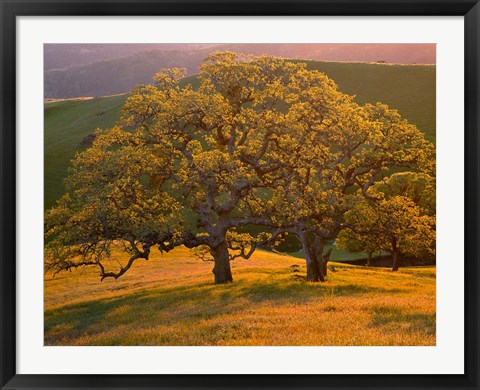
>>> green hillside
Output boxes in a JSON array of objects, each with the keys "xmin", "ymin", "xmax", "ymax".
[
  {"xmin": 45, "ymin": 94, "xmax": 127, "ymax": 209},
  {"xmin": 44, "ymin": 61, "xmax": 435, "ymax": 214},
  {"xmin": 301, "ymin": 61, "xmax": 435, "ymax": 144}
]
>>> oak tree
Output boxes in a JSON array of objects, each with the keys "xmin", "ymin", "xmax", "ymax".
[
  {"xmin": 265, "ymin": 101, "xmax": 434, "ymax": 281},
  {"xmin": 337, "ymin": 173, "xmax": 436, "ymax": 271},
  {"xmin": 45, "ymin": 52, "xmax": 435, "ymax": 284}
]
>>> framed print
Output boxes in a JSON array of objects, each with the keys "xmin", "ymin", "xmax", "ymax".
[{"xmin": 1, "ymin": 0, "xmax": 479, "ymax": 389}]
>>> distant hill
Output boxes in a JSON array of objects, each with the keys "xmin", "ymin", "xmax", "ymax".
[
  {"xmin": 219, "ymin": 44, "xmax": 435, "ymax": 65},
  {"xmin": 44, "ymin": 44, "xmax": 435, "ymax": 98},
  {"xmin": 44, "ymin": 44, "xmax": 217, "ymax": 70},
  {"xmin": 44, "ymin": 49, "xmax": 211, "ymax": 98},
  {"xmin": 44, "ymin": 60, "xmax": 435, "ymax": 211}
]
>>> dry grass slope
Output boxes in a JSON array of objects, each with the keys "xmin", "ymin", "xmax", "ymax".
[{"xmin": 45, "ymin": 248, "xmax": 435, "ymax": 346}]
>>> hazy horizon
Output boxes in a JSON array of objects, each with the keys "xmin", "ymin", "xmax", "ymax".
[
  {"xmin": 44, "ymin": 43, "xmax": 436, "ymax": 99},
  {"xmin": 45, "ymin": 43, "xmax": 436, "ymax": 70}
]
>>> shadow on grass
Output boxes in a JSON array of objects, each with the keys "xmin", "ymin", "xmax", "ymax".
[
  {"xmin": 233, "ymin": 279, "xmax": 403, "ymax": 304},
  {"xmin": 370, "ymin": 306, "xmax": 436, "ymax": 336},
  {"xmin": 45, "ymin": 270, "xmax": 405, "ymax": 345}
]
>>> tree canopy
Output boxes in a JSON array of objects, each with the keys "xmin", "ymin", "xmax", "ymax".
[{"xmin": 45, "ymin": 52, "xmax": 435, "ymax": 284}]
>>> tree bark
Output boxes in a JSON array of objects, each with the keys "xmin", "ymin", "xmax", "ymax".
[
  {"xmin": 298, "ymin": 230, "xmax": 325, "ymax": 282},
  {"xmin": 210, "ymin": 241, "xmax": 233, "ymax": 284},
  {"xmin": 367, "ymin": 252, "xmax": 373, "ymax": 267},
  {"xmin": 392, "ymin": 249, "xmax": 399, "ymax": 271},
  {"xmin": 312, "ymin": 236, "xmax": 327, "ymax": 280},
  {"xmin": 306, "ymin": 259, "xmax": 323, "ymax": 282},
  {"xmin": 321, "ymin": 248, "xmax": 332, "ymax": 276}
]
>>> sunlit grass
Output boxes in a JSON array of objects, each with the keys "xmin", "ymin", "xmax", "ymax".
[{"xmin": 44, "ymin": 247, "xmax": 435, "ymax": 346}]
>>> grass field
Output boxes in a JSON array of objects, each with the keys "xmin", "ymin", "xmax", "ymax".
[
  {"xmin": 44, "ymin": 247, "xmax": 436, "ymax": 346},
  {"xmin": 44, "ymin": 94, "xmax": 127, "ymax": 208},
  {"xmin": 44, "ymin": 61, "xmax": 435, "ymax": 211}
]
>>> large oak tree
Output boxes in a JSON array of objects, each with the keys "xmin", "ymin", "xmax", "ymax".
[{"xmin": 45, "ymin": 52, "xmax": 435, "ymax": 284}]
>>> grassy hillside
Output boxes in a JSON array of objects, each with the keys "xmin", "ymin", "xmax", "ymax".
[
  {"xmin": 302, "ymin": 61, "xmax": 435, "ymax": 144},
  {"xmin": 44, "ymin": 247, "xmax": 435, "ymax": 346},
  {"xmin": 44, "ymin": 94, "xmax": 127, "ymax": 208},
  {"xmin": 44, "ymin": 61, "xmax": 435, "ymax": 212}
]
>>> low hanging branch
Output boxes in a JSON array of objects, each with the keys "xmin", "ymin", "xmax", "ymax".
[{"xmin": 99, "ymin": 242, "xmax": 151, "ymax": 281}]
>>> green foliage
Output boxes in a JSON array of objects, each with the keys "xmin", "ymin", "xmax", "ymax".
[
  {"xmin": 373, "ymin": 172, "xmax": 435, "ymax": 215},
  {"xmin": 337, "ymin": 173, "xmax": 436, "ymax": 265}
]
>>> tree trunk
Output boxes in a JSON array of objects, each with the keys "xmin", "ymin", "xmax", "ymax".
[
  {"xmin": 312, "ymin": 236, "xmax": 328, "ymax": 280},
  {"xmin": 392, "ymin": 249, "xmax": 399, "ymax": 271},
  {"xmin": 298, "ymin": 231, "xmax": 325, "ymax": 282},
  {"xmin": 321, "ymin": 248, "xmax": 332, "ymax": 276},
  {"xmin": 306, "ymin": 259, "xmax": 323, "ymax": 282},
  {"xmin": 367, "ymin": 252, "xmax": 373, "ymax": 267},
  {"xmin": 210, "ymin": 241, "xmax": 233, "ymax": 283}
]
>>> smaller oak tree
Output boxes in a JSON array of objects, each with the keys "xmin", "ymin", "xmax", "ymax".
[{"xmin": 337, "ymin": 173, "xmax": 436, "ymax": 271}]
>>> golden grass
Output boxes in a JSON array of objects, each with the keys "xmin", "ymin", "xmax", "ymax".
[{"xmin": 44, "ymin": 247, "xmax": 435, "ymax": 346}]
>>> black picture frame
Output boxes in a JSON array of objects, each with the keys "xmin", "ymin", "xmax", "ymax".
[{"xmin": 1, "ymin": 1, "xmax": 479, "ymax": 389}]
